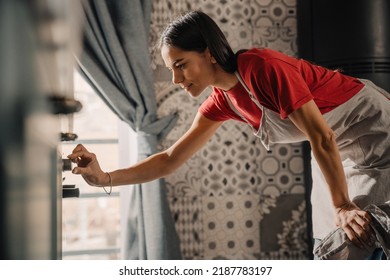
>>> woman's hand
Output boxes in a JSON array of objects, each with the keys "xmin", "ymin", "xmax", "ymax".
[
  {"xmin": 67, "ymin": 144, "xmax": 109, "ymax": 187},
  {"xmin": 335, "ymin": 201, "xmax": 375, "ymax": 248}
]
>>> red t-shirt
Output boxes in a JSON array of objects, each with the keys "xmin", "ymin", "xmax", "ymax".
[{"xmin": 199, "ymin": 48, "xmax": 364, "ymax": 130}]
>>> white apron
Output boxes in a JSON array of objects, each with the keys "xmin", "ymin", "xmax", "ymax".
[{"xmin": 224, "ymin": 72, "xmax": 390, "ymax": 239}]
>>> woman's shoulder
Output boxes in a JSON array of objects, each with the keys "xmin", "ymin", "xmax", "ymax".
[
  {"xmin": 237, "ymin": 48, "xmax": 287, "ymax": 70},
  {"xmin": 238, "ymin": 48, "xmax": 301, "ymax": 76},
  {"xmin": 238, "ymin": 48, "xmax": 294, "ymax": 62}
]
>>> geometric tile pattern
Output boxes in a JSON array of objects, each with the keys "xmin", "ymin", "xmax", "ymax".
[
  {"xmin": 202, "ymin": 194, "xmax": 263, "ymax": 259},
  {"xmin": 260, "ymin": 194, "xmax": 309, "ymax": 259},
  {"xmin": 169, "ymin": 196, "xmax": 204, "ymax": 259},
  {"xmin": 152, "ymin": 0, "xmax": 311, "ymax": 259}
]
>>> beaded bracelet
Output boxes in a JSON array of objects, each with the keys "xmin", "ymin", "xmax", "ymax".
[{"xmin": 103, "ymin": 172, "xmax": 112, "ymax": 195}]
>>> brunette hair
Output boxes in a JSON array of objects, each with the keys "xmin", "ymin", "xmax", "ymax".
[{"xmin": 159, "ymin": 11, "xmax": 237, "ymax": 73}]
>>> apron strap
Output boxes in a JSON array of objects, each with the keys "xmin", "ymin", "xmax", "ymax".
[
  {"xmin": 222, "ymin": 72, "xmax": 271, "ymax": 150},
  {"xmin": 234, "ymin": 72, "xmax": 264, "ymax": 110}
]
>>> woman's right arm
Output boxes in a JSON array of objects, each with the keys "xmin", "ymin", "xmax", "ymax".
[{"xmin": 68, "ymin": 112, "xmax": 223, "ymax": 187}]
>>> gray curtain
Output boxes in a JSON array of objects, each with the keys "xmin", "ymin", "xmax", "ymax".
[{"xmin": 76, "ymin": 0, "xmax": 181, "ymax": 259}]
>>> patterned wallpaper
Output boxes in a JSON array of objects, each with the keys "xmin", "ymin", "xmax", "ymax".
[{"xmin": 150, "ymin": 0, "xmax": 311, "ymax": 259}]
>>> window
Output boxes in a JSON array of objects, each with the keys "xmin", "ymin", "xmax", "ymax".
[{"xmin": 61, "ymin": 71, "xmax": 121, "ymax": 260}]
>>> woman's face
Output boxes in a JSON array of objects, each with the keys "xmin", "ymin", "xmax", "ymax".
[{"xmin": 161, "ymin": 45, "xmax": 216, "ymax": 98}]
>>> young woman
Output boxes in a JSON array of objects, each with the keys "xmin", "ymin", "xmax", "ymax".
[{"xmin": 68, "ymin": 11, "xmax": 390, "ymax": 259}]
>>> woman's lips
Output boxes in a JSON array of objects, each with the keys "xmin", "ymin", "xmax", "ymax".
[{"xmin": 182, "ymin": 83, "xmax": 193, "ymax": 91}]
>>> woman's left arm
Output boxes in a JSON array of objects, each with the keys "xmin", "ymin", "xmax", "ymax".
[{"xmin": 288, "ymin": 100, "xmax": 373, "ymax": 247}]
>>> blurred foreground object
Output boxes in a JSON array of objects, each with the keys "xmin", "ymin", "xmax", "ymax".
[{"xmin": 0, "ymin": 0, "xmax": 83, "ymax": 259}]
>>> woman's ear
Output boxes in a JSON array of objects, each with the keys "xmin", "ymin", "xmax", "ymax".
[{"xmin": 205, "ymin": 47, "xmax": 217, "ymax": 64}]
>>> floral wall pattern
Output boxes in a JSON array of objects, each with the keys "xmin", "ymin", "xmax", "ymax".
[{"xmin": 150, "ymin": 0, "xmax": 311, "ymax": 259}]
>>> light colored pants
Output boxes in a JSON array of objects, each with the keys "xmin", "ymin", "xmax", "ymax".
[{"xmin": 313, "ymin": 239, "xmax": 384, "ymax": 260}]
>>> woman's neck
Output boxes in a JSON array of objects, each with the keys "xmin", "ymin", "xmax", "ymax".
[{"xmin": 211, "ymin": 68, "xmax": 238, "ymax": 91}]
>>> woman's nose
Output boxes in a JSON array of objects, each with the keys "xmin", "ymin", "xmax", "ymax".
[{"xmin": 172, "ymin": 70, "xmax": 184, "ymax": 84}]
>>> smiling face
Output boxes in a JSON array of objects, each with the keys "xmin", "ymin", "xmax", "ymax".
[{"xmin": 161, "ymin": 45, "xmax": 217, "ymax": 98}]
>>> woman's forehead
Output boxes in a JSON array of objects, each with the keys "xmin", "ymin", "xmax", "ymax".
[
  {"xmin": 161, "ymin": 45, "xmax": 181, "ymax": 65},
  {"xmin": 161, "ymin": 45, "xmax": 192, "ymax": 65}
]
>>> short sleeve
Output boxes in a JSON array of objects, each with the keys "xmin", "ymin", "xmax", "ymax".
[
  {"xmin": 264, "ymin": 60, "xmax": 313, "ymax": 118},
  {"xmin": 239, "ymin": 50, "xmax": 313, "ymax": 119},
  {"xmin": 198, "ymin": 91, "xmax": 234, "ymax": 122}
]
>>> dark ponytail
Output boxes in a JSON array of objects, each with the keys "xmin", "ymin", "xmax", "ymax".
[{"xmin": 159, "ymin": 11, "xmax": 237, "ymax": 73}]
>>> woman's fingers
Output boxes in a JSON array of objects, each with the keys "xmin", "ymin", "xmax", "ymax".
[
  {"xmin": 338, "ymin": 209, "xmax": 375, "ymax": 248},
  {"xmin": 67, "ymin": 145, "xmax": 104, "ymax": 186},
  {"xmin": 354, "ymin": 213, "xmax": 375, "ymax": 246},
  {"xmin": 72, "ymin": 143, "xmax": 88, "ymax": 153},
  {"xmin": 71, "ymin": 166, "xmax": 87, "ymax": 175},
  {"xmin": 343, "ymin": 225, "xmax": 365, "ymax": 248},
  {"xmin": 67, "ymin": 149, "xmax": 97, "ymax": 167},
  {"xmin": 68, "ymin": 150, "xmax": 92, "ymax": 161}
]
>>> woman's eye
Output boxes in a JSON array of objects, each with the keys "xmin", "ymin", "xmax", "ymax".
[{"xmin": 176, "ymin": 64, "xmax": 185, "ymax": 70}]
